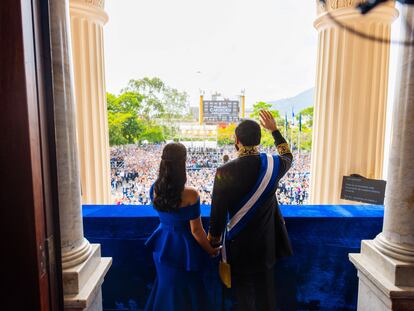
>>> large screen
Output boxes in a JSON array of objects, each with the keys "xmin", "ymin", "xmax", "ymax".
[{"xmin": 203, "ymin": 100, "xmax": 240, "ymax": 123}]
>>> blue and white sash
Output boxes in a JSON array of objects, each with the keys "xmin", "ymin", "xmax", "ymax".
[{"xmin": 221, "ymin": 153, "xmax": 280, "ymax": 263}]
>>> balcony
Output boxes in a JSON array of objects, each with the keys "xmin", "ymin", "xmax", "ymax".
[{"xmin": 83, "ymin": 204, "xmax": 384, "ymax": 310}]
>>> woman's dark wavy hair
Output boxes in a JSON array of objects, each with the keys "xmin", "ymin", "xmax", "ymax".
[{"xmin": 153, "ymin": 143, "xmax": 187, "ymax": 212}]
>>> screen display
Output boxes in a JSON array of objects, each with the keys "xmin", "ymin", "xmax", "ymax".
[{"xmin": 203, "ymin": 100, "xmax": 240, "ymax": 123}]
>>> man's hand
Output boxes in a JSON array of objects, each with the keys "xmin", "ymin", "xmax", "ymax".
[
  {"xmin": 210, "ymin": 246, "xmax": 222, "ymax": 258},
  {"xmin": 259, "ymin": 110, "xmax": 278, "ymax": 132},
  {"xmin": 207, "ymin": 232, "xmax": 222, "ymax": 247}
]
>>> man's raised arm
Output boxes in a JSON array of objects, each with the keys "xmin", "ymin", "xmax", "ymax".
[
  {"xmin": 259, "ymin": 110, "xmax": 293, "ymax": 180},
  {"xmin": 272, "ymin": 130, "xmax": 293, "ymax": 179}
]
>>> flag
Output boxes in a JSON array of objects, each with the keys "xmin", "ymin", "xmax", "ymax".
[
  {"xmin": 291, "ymin": 108, "xmax": 295, "ymax": 126},
  {"xmin": 285, "ymin": 113, "xmax": 288, "ymax": 131},
  {"xmin": 299, "ymin": 113, "xmax": 302, "ymax": 132}
]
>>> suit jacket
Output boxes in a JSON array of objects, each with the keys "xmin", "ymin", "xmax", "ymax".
[{"xmin": 209, "ymin": 130, "xmax": 293, "ymax": 274}]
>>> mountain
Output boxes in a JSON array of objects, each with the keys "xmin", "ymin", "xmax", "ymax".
[{"xmin": 267, "ymin": 87, "xmax": 314, "ymax": 116}]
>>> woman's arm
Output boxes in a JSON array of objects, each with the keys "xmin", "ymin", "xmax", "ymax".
[{"xmin": 190, "ymin": 217, "xmax": 220, "ymax": 257}]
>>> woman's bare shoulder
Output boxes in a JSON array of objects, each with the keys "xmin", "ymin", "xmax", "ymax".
[{"xmin": 182, "ymin": 186, "xmax": 200, "ymax": 205}]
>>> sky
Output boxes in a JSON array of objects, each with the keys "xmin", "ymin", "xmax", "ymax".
[
  {"xmin": 103, "ymin": 0, "xmax": 318, "ymax": 108},
  {"xmin": 103, "ymin": 0, "xmax": 406, "ymax": 178}
]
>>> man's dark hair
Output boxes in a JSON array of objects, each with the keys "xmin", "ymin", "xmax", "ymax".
[{"xmin": 235, "ymin": 119, "xmax": 261, "ymax": 146}]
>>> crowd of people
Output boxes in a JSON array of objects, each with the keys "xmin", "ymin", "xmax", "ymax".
[
  {"xmin": 110, "ymin": 144, "xmax": 310, "ymax": 205},
  {"xmin": 277, "ymin": 153, "xmax": 310, "ymax": 204}
]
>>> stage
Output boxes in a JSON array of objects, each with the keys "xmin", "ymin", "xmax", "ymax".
[{"xmin": 83, "ymin": 204, "xmax": 384, "ymax": 311}]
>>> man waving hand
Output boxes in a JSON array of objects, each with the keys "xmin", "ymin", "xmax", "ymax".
[{"xmin": 208, "ymin": 110, "xmax": 293, "ymax": 311}]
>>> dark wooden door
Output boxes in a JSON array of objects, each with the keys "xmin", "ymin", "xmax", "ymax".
[{"xmin": 0, "ymin": 0, "xmax": 63, "ymax": 310}]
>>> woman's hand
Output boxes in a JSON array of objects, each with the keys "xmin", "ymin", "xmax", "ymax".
[
  {"xmin": 190, "ymin": 217, "xmax": 223, "ymax": 258},
  {"xmin": 259, "ymin": 110, "xmax": 278, "ymax": 132}
]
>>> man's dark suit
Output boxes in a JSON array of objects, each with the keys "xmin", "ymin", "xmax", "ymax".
[{"xmin": 209, "ymin": 130, "xmax": 293, "ymax": 311}]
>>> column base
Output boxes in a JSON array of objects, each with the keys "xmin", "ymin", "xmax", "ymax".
[
  {"xmin": 63, "ymin": 243, "xmax": 112, "ymax": 311},
  {"xmin": 350, "ymin": 240, "xmax": 414, "ymax": 311}
]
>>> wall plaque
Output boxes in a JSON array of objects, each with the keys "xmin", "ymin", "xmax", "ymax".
[{"xmin": 340, "ymin": 175, "xmax": 386, "ymax": 204}]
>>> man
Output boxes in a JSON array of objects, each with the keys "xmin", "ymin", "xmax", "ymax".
[{"xmin": 208, "ymin": 110, "xmax": 293, "ymax": 311}]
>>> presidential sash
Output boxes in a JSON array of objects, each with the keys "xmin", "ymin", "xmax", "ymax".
[{"xmin": 219, "ymin": 153, "xmax": 280, "ymax": 288}]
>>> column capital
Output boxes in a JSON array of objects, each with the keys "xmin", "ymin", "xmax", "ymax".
[
  {"xmin": 317, "ymin": 0, "xmax": 363, "ymax": 14},
  {"xmin": 70, "ymin": 0, "xmax": 108, "ymax": 25},
  {"xmin": 315, "ymin": 0, "xmax": 398, "ymax": 29},
  {"xmin": 73, "ymin": 0, "xmax": 105, "ymax": 9}
]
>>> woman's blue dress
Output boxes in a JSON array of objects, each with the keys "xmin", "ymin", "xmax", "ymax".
[{"xmin": 144, "ymin": 186, "xmax": 208, "ymax": 311}]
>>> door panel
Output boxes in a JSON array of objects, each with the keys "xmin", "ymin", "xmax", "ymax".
[{"xmin": 0, "ymin": 0, "xmax": 62, "ymax": 310}]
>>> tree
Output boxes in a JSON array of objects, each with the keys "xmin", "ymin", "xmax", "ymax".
[
  {"xmin": 251, "ymin": 102, "xmax": 283, "ymax": 147},
  {"xmin": 162, "ymin": 125, "xmax": 180, "ymax": 141},
  {"xmin": 107, "ymin": 77, "xmax": 190, "ymax": 146},
  {"xmin": 123, "ymin": 77, "xmax": 189, "ymax": 121},
  {"xmin": 297, "ymin": 106, "xmax": 314, "ymax": 128},
  {"xmin": 123, "ymin": 77, "xmax": 166, "ymax": 120},
  {"xmin": 108, "ymin": 112, "xmax": 128, "ymax": 146},
  {"xmin": 110, "ymin": 91, "xmax": 143, "ymax": 114},
  {"xmin": 162, "ymin": 87, "xmax": 188, "ymax": 121},
  {"xmin": 217, "ymin": 123, "xmax": 237, "ymax": 146},
  {"xmin": 140, "ymin": 125, "xmax": 165, "ymax": 143},
  {"xmin": 291, "ymin": 106, "xmax": 313, "ymax": 151},
  {"xmin": 107, "ymin": 92, "xmax": 146, "ymax": 145}
]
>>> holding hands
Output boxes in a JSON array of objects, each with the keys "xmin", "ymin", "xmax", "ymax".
[
  {"xmin": 259, "ymin": 110, "xmax": 278, "ymax": 132},
  {"xmin": 210, "ymin": 246, "xmax": 222, "ymax": 258}
]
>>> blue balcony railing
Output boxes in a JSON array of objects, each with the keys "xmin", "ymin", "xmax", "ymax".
[{"xmin": 82, "ymin": 204, "xmax": 384, "ymax": 311}]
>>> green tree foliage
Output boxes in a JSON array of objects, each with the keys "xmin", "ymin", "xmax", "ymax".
[
  {"xmin": 140, "ymin": 125, "xmax": 165, "ymax": 143},
  {"xmin": 107, "ymin": 77, "xmax": 189, "ymax": 146},
  {"xmin": 123, "ymin": 77, "xmax": 165, "ymax": 120},
  {"xmin": 123, "ymin": 77, "xmax": 188, "ymax": 121},
  {"xmin": 248, "ymin": 102, "xmax": 313, "ymax": 151},
  {"xmin": 296, "ymin": 106, "xmax": 313, "ymax": 151},
  {"xmin": 251, "ymin": 102, "xmax": 284, "ymax": 147},
  {"xmin": 108, "ymin": 112, "xmax": 128, "ymax": 146},
  {"xmin": 251, "ymin": 102, "xmax": 281, "ymax": 121},
  {"xmin": 107, "ymin": 92, "xmax": 146, "ymax": 145},
  {"xmin": 217, "ymin": 123, "xmax": 237, "ymax": 146},
  {"xmin": 298, "ymin": 106, "xmax": 314, "ymax": 128},
  {"xmin": 217, "ymin": 102, "xmax": 286, "ymax": 148},
  {"xmin": 162, "ymin": 87, "xmax": 189, "ymax": 121}
]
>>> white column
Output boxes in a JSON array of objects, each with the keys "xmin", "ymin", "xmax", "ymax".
[
  {"xmin": 350, "ymin": 5, "xmax": 414, "ymax": 310},
  {"xmin": 49, "ymin": 0, "xmax": 111, "ymax": 310},
  {"xmin": 377, "ymin": 3, "xmax": 414, "ymax": 255},
  {"xmin": 310, "ymin": 0, "xmax": 397, "ymax": 204},
  {"xmin": 70, "ymin": 0, "xmax": 111, "ymax": 204}
]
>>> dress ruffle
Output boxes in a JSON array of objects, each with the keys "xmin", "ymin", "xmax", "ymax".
[
  {"xmin": 146, "ymin": 184, "xmax": 206, "ymax": 271},
  {"xmin": 145, "ymin": 223, "xmax": 206, "ymax": 271},
  {"xmin": 145, "ymin": 186, "xmax": 208, "ymax": 310}
]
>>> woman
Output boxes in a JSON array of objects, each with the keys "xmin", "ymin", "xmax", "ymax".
[{"xmin": 145, "ymin": 143, "xmax": 220, "ymax": 311}]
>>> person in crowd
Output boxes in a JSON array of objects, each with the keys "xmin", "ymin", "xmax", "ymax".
[
  {"xmin": 223, "ymin": 154, "xmax": 229, "ymax": 164},
  {"xmin": 144, "ymin": 143, "xmax": 220, "ymax": 311},
  {"xmin": 208, "ymin": 110, "xmax": 293, "ymax": 311}
]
